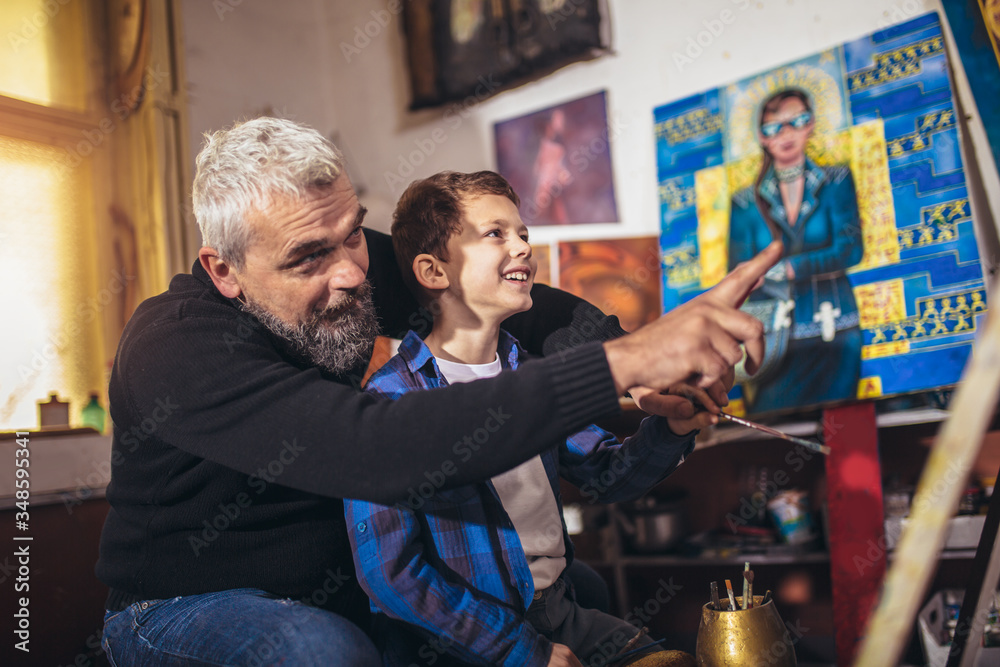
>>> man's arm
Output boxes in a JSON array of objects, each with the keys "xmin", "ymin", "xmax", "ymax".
[
  {"xmin": 118, "ymin": 241, "xmax": 778, "ymax": 505},
  {"xmin": 345, "ymin": 498, "xmax": 551, "ymax": 667},
  {"xmin": 118, "ymin": 316, "xmax": 618, "ymax": 505},
  {"xmin": 505, "ymin": 282, "xmax": 627, "ymax": 357}
]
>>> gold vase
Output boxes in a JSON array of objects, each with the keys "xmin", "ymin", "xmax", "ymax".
[{"xmin": 695, "ymin": 596, "xmax": 797, "ymax": 667}]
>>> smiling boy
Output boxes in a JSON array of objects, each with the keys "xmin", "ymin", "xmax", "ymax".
[{"xmin": 344, "ymin": 171, "xmax": 713, "ymax": 667}]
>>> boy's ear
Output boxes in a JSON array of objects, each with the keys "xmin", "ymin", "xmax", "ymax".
[{"xmin": 412, "ymin": 253, "xmax": 450, "ymax": 291}]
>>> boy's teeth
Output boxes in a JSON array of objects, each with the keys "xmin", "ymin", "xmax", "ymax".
[{"xmin": 505, "ymin": 272, "xmax": 528, "ymax": 281}]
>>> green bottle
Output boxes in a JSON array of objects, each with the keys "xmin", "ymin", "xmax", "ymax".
[{"xmin": 81, "ymin": 393, "xmax": 106, "ymax": 433}]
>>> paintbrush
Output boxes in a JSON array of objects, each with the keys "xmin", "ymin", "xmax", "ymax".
[
  {"xmin": 744, "ymin": 569, "xmax": 755, "ymax": 608},
  {"xmin": 742, "ymin": 562, "xmax": 750, "ymax": 610},
  {"xmin": 762, "ymin": 589, "xmax": 773, "ymax": 605},
  {"xmin": 710, "ymin": 581, "xmax": 721, "ymax": 611},
  {"xmin": 680, "ymin": 390, "xmax": 830, "ymax": 454},
  {"xmin": 725, "ymin": 579, "xmax": 737, "ymax": 611},
  {"xmin": 717, "ymin": 412, "xmax": 831, "ymax": 455}
]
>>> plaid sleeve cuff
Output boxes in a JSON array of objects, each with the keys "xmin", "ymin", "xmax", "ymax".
[{"xmin": 630, "ymin": 416, "xmax": 697, "ymax": 469}]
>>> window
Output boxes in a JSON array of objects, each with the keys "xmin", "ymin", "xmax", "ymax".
[
  {"xmin": 0, "ymin": 0, "xmax": 189, "ymax": 431},
  {"xmin": 0, "ymin": 0, "xmax": 90, "ymax": 110}
]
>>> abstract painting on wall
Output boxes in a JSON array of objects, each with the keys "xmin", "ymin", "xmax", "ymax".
[
  {"xmin": 531, "ymin": 243, "xmax": 553, "ymax": 286},
  {"xmin": 654, "ymin": 13, "xmax": 990, "ymax": 417},
  {"xmin": 558, "ymin": 237, "xmax": 661, "ymax": 334},
  {"xmin": 496, "ymin": 90, "xmax": 619, "ymax": 226}
]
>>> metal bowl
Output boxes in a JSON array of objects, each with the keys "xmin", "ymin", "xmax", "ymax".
[{"xmin": 619, "ymin": 495, "xmax": 688, "ymax": 553}]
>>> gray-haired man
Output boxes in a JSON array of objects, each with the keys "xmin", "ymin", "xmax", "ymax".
[{"xmin": 97, "ymin": 117, "xmax": 778, "ymax": 665}]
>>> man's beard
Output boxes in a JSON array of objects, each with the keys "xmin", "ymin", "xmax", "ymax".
[{"xmin": 240, "ymin": 281, "xmax": 380, "ymax": 376}]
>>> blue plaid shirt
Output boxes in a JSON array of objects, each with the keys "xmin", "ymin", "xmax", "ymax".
[{"xmin": 345, "ymin": 330, "xmax": 696, "ymax": 666}]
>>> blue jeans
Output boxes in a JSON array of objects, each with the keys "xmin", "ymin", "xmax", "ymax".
[{"xmin": 101, "ymin": 588, "xmax": 380, "ymax": 666}]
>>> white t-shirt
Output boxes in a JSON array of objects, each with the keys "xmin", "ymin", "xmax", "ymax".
[{"xmin": 435, "ymin": 355, "xmax": 567, "ymax": 591}]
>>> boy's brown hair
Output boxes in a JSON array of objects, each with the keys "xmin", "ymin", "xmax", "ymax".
[{"xmin": 392, "ymin": 171, "xmax": 521, "ymax": 304}]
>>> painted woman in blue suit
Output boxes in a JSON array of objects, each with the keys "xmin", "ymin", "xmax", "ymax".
[{"xmin": 729, "ymin": 89, "xmax": 863, "ymax": 415}]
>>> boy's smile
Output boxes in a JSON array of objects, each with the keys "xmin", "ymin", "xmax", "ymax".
[{"xmin": 443, "ymin": 194, "xmax": 537, "ymax": 323}]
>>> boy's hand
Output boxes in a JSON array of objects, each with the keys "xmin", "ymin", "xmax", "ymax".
[
  {"xmin": 547, "ymin": 644, "xmax": 584, "ymax": 667},
  {"xmin": 604, "ymin": 242, "xmax": 781, "ymax": 395}
]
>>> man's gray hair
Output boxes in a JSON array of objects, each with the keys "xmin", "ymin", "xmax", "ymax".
[{"xmin": 192, "ymin": 117, "xmax": 346, "ymax": 269}]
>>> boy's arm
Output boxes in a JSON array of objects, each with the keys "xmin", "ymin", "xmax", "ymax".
[
  {"xmin": 345, "ymin": 499, "xmax": 551, "ymax": 667},
  {"xmin": 559, "ymin": 417, "xmax": 695, "ymax": 504}
]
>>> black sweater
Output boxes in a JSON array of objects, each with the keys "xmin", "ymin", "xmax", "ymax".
[{"xmin": 96, "ymin": 228, "xmax": 626, "ymax": 621}]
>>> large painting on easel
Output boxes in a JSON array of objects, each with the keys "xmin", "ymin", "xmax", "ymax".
[{"xmin": 655, "ymin": 13, "xmax": 990, "ymax": 417}]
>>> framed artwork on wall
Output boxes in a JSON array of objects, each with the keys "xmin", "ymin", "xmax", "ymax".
[
  {"xmin": 402, "ymin": 0, "xmax": 606, "ymax": 110},
  {"xmin": 495, "ymin": 90, "xmax": 619, "ymax": 226},
  {"xmin": 558, "ymin": 237, "xmax": 661, "ymax": 334},
  {"xmin": 531, "ymin": 243, "xmax": 553, "ymax": 285}
]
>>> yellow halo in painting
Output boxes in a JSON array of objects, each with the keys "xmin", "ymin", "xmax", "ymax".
[{"xmin": 726, "ymin": 57, "xmax": 847, "ymax": 161}]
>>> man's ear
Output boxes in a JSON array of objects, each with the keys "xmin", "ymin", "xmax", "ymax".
[
  {"xmin": 412, "ymin": 253, "xmax": 450, "ymax": 291},
  {"xmin": 198, "ymin": 247, "xmax": 242, "ymax": 299}
]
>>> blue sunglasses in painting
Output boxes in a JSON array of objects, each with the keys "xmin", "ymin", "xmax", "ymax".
[{"xmin": 760, "ymin": 111, "xmax": 813, "ymax": 138}]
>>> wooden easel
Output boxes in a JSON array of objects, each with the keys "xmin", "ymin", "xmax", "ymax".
[{"xmin": 854, "ymin": 274, "xmax": 1000, "ymax": 667}]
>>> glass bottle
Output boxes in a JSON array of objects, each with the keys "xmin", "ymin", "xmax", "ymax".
[{"xmin": 81, "ymin": 392, "xmax": 106, "ymax": 433}]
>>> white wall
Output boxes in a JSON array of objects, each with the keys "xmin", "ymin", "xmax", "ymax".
[
  {"xmin": 181, "ymin": 0, "xmax": 338, "ymax": 172},
  {"xmin": 181, "ymin": 0, "xmax": 998, "ymax": 255}
]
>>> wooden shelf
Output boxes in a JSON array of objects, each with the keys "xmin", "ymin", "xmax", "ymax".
[
  {"xmin": 0, "ymin": 431, "xmax": 112, "ymax": 507},
  {"xmin": 584, "ymin": 550, "xmax": 830, "ymax": 569},
  {"xmin": 590, "ymin": 403, "xmax": 996, "ymax": 664},
  {"xmin": 890, "ymin": 548, "xmax": 978, "ymax": 561},
  {"xmin": 616, "ymin": 551, "xmax": 830, "ymax": 567}
]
